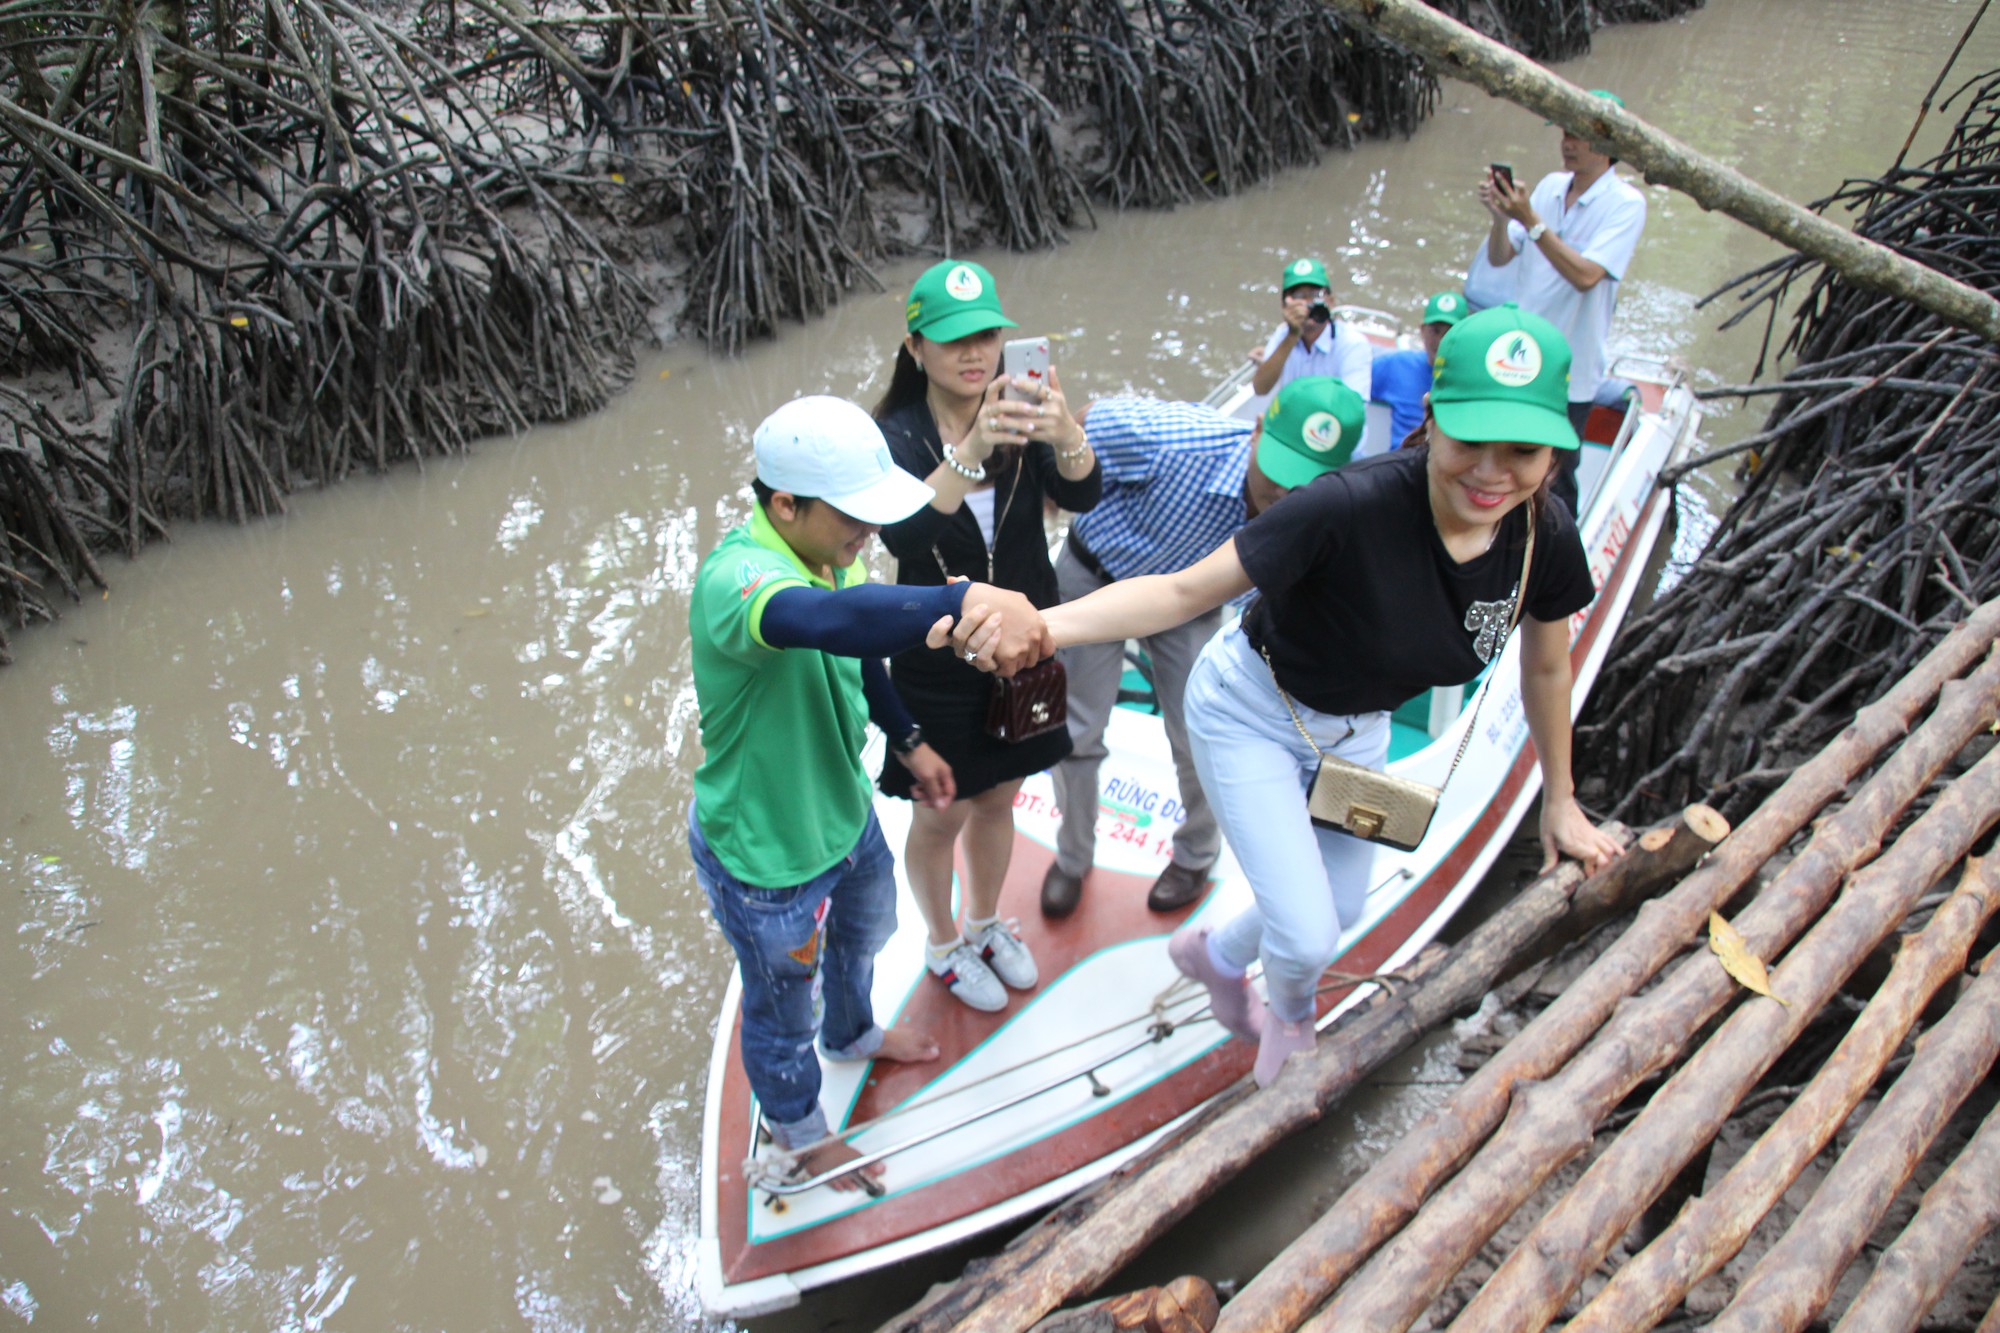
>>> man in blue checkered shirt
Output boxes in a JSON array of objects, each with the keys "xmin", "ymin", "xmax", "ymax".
[{"xmin": 1041, "ymin": 379, "xmax": 1360, "ymax": 917}]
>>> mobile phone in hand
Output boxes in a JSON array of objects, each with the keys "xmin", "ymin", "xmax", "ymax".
[
  {"xmin": 1490, "ymin": 162, "xmax": 1515, "ymax": 190},
  {"xmin": 1001, "ymin": 337, "xmax": 1051, "ymax": 404}
]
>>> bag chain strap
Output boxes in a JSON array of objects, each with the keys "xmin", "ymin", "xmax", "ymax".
[
  {"xmin": 927, "ymin": 409, "xmax": 1023, "ymax": 585},
  {"xmin": 1262, "ymin": 501, "xmax": 1537, "ymax": 790}
]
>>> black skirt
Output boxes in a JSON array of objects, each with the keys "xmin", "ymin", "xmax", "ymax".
[{"xmin": 878, "ymin": 646, "xmax": 1073, "ymax": 801}]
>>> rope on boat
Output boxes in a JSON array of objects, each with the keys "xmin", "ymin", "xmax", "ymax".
[
  {"xmin": 743, "ymin": 952, "xmax": 1427, "ymax": 1193},
  {"xmin": 741, "ymin": 978, "xmax": 1229, "ymax": 1193}
]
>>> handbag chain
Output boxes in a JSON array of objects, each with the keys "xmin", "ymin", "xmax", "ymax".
[
  {"xmin": 925, "ymin": 410, "xmax": 1022, "ymax": 585},
  {"xmin": 1262, "ymin": 500, "xmax": 1537, "ymax": 792}
]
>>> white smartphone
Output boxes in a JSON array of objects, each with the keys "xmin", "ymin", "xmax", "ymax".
[{"xmin": 1001, "ymin": 336, "xmax": 1051, "ymax": 403}]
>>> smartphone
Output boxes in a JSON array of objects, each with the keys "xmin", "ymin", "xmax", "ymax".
[
  {"xmin": 1490, "ymin": 161, "xmax": 1515, "ymax": 190},
  {"xmin": 1001, "ymin": 336, "xmax": 1051, "ymax": 403}
]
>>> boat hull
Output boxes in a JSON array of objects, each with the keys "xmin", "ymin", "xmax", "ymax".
[{"xmin": 698, "ymin": 371, "xmax": 1701, "ymax": 1317}]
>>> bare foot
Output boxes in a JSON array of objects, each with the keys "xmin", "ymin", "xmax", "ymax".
[
  {"xmin": 875, "ymin": 1024, "xmax": 940, "ymax": 1063},
  {"xmin": 793, "ymin": 1137, "xmax": 883, "ymax": 1194}
]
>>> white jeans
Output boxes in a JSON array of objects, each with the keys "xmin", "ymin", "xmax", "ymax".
[{"xmin": 1185, "ymin": 623, "xmax": 1390, "ymax": 1022}]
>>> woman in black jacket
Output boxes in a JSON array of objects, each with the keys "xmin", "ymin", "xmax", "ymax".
[{"xmin": 875, "ymin": 259, "xmax": 1101, "ymax": 1013}]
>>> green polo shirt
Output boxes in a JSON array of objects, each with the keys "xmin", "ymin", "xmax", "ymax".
[{"xmin": 689, "ymin": 506, "xmax": 873, "ymax": 888}]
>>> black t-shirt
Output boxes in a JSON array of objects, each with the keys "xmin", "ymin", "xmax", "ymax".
[{"xmin": 1235, "ymin": 449, "xmax": 1596, "ymax": 716}]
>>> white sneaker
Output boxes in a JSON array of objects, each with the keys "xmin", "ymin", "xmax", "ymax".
[
  {"xmin": 968, "ymin": 918, "xmax": 1039, "ymax": 991},
  {"xmin": 928, "ymin": 939, "xmax": 1007, "ymax": 1012}
]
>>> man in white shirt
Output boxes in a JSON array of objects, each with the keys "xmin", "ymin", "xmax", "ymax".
[
  {"xmin": 1247, "ymin": 256, "xmax": 1373, "ymax": 400},
  {"xmin": 1476, "ymin": 90, "xmax": 1647, "ymax": 513}
]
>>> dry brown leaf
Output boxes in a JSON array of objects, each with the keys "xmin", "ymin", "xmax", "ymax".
[{"xmin": 1709, "ymin": 912, "xmax": 1788, "ymax": 1007}]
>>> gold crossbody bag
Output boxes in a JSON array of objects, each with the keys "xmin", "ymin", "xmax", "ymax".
[{"xmin": 1265, "ymin": 512, "xmax": 1535, "ymax": 852}]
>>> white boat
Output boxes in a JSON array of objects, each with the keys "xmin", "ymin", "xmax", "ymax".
[
  {"xmin": 1206, "ymin": 304, "xmax": 1414, "ymax": 452},
  {"xmin": 697, "ymin": 346, "xmax": 1705, "ymax": 1318}
]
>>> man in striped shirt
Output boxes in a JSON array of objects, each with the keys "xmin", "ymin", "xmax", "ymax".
[{"xmin": 1041, "ymin": 378, "xmax": 1363, "ymax": 917}]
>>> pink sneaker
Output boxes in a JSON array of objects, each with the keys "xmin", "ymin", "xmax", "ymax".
[
  {"xmin": 1254, "ymin": 1010, "xmax": 1316, "ymax": 1087},
  {"xmin": 1168, "ymin": 925, "xmax": 1265, "ymax": 1041}
]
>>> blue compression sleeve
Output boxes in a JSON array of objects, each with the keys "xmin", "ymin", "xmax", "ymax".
[
  {"xmin": 861, "ymin": 657, "xmax": 917, "ymax": 740},
  {"xmin": 760, "ymin": 581, "xmax": 970, "ymax": 658}
]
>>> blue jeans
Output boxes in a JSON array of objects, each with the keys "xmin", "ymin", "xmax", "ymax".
[
  {"xmin": 1184, "ymin": 624, "xmax": 1390, "ymax": 1023},
  {"xmin": 687, "ymin": 802, "xmax": 897, "ymax": 1149}
]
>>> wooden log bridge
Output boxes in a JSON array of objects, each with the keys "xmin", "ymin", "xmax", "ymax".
[
  {"xmin": 883, "ymin": 807, "xmax": 1723, "ymax": 1333},
  {"xmin": 1568, "ymin": 856, "xmax": 2000, "ymax": 1331},
  {"xmin": 886, "ymin": 599, "xmax": 2000, "ymax": 1332},
  {"xmin": 1441, "ymin": 752, "xmax": 2000, "ymax": 1331},
  {"xmin": 1292, "ymin": 625, "xmax": 2000, "ymax": 1332}
]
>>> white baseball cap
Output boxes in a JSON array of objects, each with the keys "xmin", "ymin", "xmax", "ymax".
[{"xmin": 753, "ymin": 396, "xmax": 935, "ymax": 524}]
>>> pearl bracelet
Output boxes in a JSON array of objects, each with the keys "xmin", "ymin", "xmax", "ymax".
[
  {"xmin": 943, "ymin": 443, "xmax": 986, "ymax": 482},
  {"xmin": 1056, "ymin": 433, "xmax": 1090, "ymax": 464}
]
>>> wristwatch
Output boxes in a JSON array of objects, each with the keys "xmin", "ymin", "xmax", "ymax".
[
  {"xmin": 1525, "ymin": 221, "xmax": 1548, "ymax": 243},
  {"xmin": 889, "ymin": 724, "xmax": 925, "ymax": 756}
]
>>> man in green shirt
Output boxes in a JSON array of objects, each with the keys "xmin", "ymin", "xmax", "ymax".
[{"xmin": 688, "ymin": 395, "xmax": 1044, "ymax": 1190}]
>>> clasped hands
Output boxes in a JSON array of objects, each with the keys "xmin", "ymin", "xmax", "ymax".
[{"xmin": 921, "ymin": 582, "xmax": 1053, "ymax": 676}]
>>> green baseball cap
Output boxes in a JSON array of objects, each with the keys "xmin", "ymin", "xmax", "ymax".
[
  {"xmin": 1429, "ymin": 305, "xmax": 1578, "ymax": 451},
  {"xmin": 1423, "ymin": 291, "xmax": 1468, "ymax": 327},
  {"xmin": 1256, "ymin": 377, "xmax": 1368, "ymax": 487},
  {"xmin": 1280, "ymin": 257, "xmax": 1329, "ymax": 293},
  {"xmin": 1548, "ymin": 89, "xmax": 1626, "ymax": 125},
  {"xmin": 905, "ymin": 260, "xmax": 1017, "ymax": 343}
]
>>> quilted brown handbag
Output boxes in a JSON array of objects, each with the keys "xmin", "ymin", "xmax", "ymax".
[{"xmin": 984, "ymin": 658, "xmax": 1069, "ymax": 742}]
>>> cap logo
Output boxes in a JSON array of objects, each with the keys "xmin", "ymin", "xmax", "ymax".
[
  {"xmin": 1301, "ymin": 411, "xmax": 1343, "ymax": 453},
  {"xmin": 1438, "ymin": 295, "xmax": 1458, "ymax": 311},
  {"xmin": 1291, "ymin": 260, "xmax": 1314, "ymax": 276},
  {"xmin": 905, "ymin": 298, "xmax": 922, "ymax": 323},
  {"xmin": 1485, "ymin": 331, "xmax": 1543, "ymax": 388},
  {"xmin": 944, "ymin": 264, "xmax": 983, "ymax": 301}
]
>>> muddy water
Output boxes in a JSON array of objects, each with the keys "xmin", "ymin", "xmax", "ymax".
[{"xmin": 3, "ymin": 3, "xmax": 1995, "ymax": 1328}]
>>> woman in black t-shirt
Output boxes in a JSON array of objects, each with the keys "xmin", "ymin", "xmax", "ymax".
[
  {"xmin": 967, "ymin": 306, "xmax": 1621, "ymax": 1085},
  {"xmin": 874, "ymin": 259, "xmax": 1101, "ymax": 1015}
]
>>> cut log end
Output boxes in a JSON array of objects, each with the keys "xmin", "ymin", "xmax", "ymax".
[
  {"xmin": 1686, "ymin": 803, "xmax": 1731, "ymax": 843},
  {"xmin": 1153, "ymin": 1277, "xmax": 1220, "ymax": 1332}
]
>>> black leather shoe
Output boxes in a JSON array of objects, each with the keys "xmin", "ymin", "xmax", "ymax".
[
  {"xmin": 1040, "ymin": 863, "xmax": 1086, "ymax": 918},
  {"xmin": 1147, "ymin": 861, "xmax": 1213, "ymax": 912}
]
